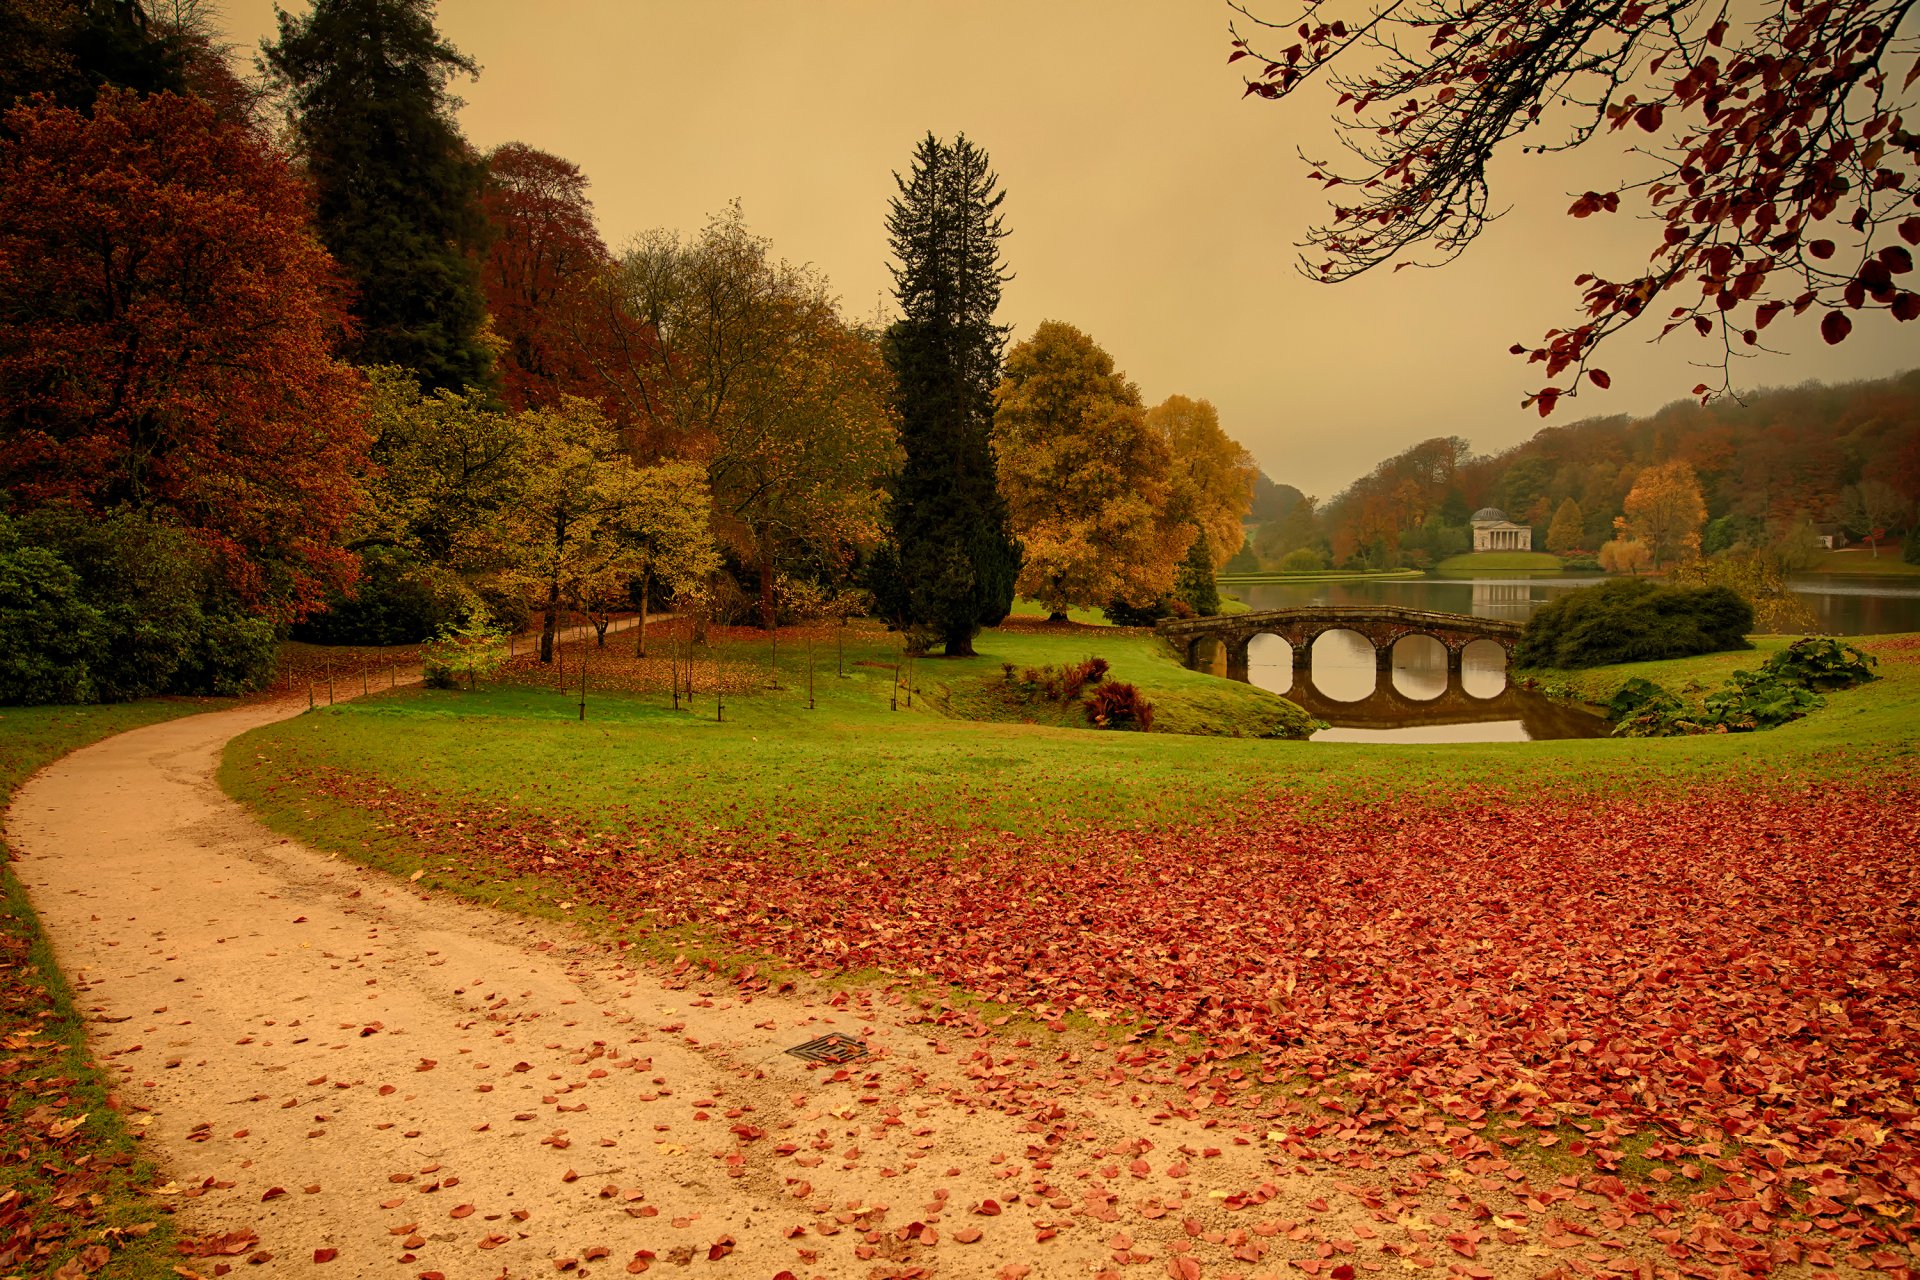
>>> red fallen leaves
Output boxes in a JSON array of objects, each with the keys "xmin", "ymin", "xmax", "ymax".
[
  {"xmin": 178, "ymin": 1230, "xmax": 258, "ymax": 1258},
  {"xmin": 292, "ymin": 740, "xmax": 1920, "ymax": 1270}
]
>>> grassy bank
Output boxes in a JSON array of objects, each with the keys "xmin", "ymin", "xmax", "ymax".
[
  {"xmin": 1, "ymin": 701, "xmax": 210, "ymax": 1279},
  {"xmin": 1217, "ymin": 568, "xmax": 1422, "ymax": 585},
  {"xmin": 1434, "ymin": 550, "xmax": 1567, "ymax": 573},
  {"xmin": 224, "ymin": 627, "xmax": 1920, "ymax": 869},
  {"xmin": 1800, "ymin": 545, "xmax": 1920, "ymax": 576}
]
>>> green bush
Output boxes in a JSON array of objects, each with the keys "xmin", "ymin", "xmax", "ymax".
[
  {"xmin": 1277, "ymin": 547, "xmax": 1328, "ymax": 573},
  {"xmin": 1559, "ymin": 555, "xmax": 1602, "ymax": 572},
  {"xmin": 0, "ymin": 533, "xmax": 104, "ymax": 704},
  {"xmin": 1601, "ymin": 637, "xmax": 1875, "ymax": 737},
  {"xmin": 420, "ymin": 612, "xmax": 509, "ymax": 690},
  {"xmin": 1759, "ymin": 636, "xmax": 1877, "ymax": 690},
  {"xmin": 0, "ymin": 508, "xmax": 277, "ymax": 703},
  {"xmin": 1514, "ymin": 578, "xmax": 1753, "ymax": 669},
  {"xmin": 1102, "ymin": 597, "xmax": 1179, "ymax": 626},
  {"xmin": 294, "ymin": 547, "xmax": 476, "ymax": 646}
]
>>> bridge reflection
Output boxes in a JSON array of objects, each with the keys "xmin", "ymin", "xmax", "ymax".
[{"xmin": 1187, "ymin": 632, "xmax": 1607, "ymax": 740}]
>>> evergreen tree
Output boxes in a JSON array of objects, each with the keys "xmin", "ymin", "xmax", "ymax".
[
  {"xmin": 878, "ymin": 132, "xmax": 1020, "ymax": 656},
  {"xmin": 1173, "ymin": 531, "xmax": 1221, "ymax": 616},
  {"xmin": 1546, "ymin": 497, "xmax": 1586, "ymax": 554},
  {"xmin": 264, "ymin": 0, "xmax": 495, "ymax": 394}
]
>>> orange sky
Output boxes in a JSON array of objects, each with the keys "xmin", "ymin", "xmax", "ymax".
[{"xmin": 221, "ymin": 1, "xmax": 1917, "ymax": 499}]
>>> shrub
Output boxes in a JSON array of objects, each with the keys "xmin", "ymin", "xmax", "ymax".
[
  {"xmin": 1277, "ymin": 547, "xmax": 1328, "ymax": 573},
  {"xmin": 0, "ymin": 508, "xmax": 278, "ymax": 703},
  {"xmin": 1559, "ymin": 555, "xmax": 1602, "ymax": 572},
  {"xmin": 1103, "ymin": 596, "xmax": 1173, "ymax": 627},
  {"xmin": 0, "ymin": 533, "xmax": 104, "ymax": 705},
  {"xmin": 1758, "ymin": 636, "xmax": 1876, "ymax": 690},
  {"xmin": 421, "ymin": 611, "xmax": 509, "ymax": 690},
  {"xmin": 472, "ymin": 574, "xmax": 532, "ymax": 635},
  {"xmin": 295, "ymin": 547, "xmax": 476, "ymax": 646},
  {"xmin": 1514, "ymin": 578, "xmax": 1753, "ymax": 669},
  {"xmin": 1084, "ymin": 680, "xmax": 1153, "ymax": 731},
  {"xmin": 1007, "ymin": 657, "xmax": 1110, "ymax": 706},
  {"xmin": 1665, "ymin": 552, "xmax": 1818, "ymax": 635},
  {"xmin": 1600, "ymin": 638, "xmax": 1874, "ymax": 737}
]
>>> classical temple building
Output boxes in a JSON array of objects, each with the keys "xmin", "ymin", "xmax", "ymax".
[{"xmin": 1470, "ymin": 507, "xmax": 1533, "ymax": 551}]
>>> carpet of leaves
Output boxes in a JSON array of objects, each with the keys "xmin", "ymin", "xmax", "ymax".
[
  {"xmin": 296, "ymin": 767, "xmax": 1920, "ymax": 1278},
  {"xmin": 0, "ymin": 920, "xmax": 161, "ymax": 1277}
]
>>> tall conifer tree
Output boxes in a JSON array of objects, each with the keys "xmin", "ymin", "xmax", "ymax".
[
  {"xmin": 879, "ymin": 132, "xmax": 1020, "ymax": 656},
  {"xmin": 265, "ymin": 0, "xmax": 494, "ymax": 394}
]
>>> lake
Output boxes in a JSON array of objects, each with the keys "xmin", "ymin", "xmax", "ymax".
[
  {"xmin": 1228, "ymin": 573, "xmax": 1920, "ymax": 635},
  {"xmin": 1189, "ymin": 573, "xmax": 1920, "ymax": 743}
]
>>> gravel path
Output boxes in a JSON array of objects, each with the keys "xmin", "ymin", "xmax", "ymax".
[{"xmin": 7, "ymin": 664, "xmax": 1374, "ymax": 1280}]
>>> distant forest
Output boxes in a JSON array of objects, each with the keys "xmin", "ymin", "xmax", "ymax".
[{"xmin": 1235, "ymin": 369, "xmax": 1920, "ymax": 571}]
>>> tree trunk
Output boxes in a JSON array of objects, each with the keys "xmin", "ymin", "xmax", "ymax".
[
  {"xmin": 594, "ymin": 613, "xmax": 609, "ymax": 646},
  {"xmin": 944, "ymin": 625, "xmax": 976, "ymax": 658},
  {"xmin": 635, "ymin": 569, "xmax": 651, "ymax": 658},
  {"xmin": 539, "ymin": 580, "xmax": 560, "ymax": 663},
  {"xmin": 1047, "ymin": 611, "xmax": 1068, "ymax": 623},
  {"xmin": 758, "ymin": 531, "xmax": 776, "ymax": 631}
]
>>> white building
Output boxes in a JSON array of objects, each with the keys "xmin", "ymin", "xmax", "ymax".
[{"xmin": 1470, "ymin": 507, "xmax": 1533, "ymax": 552}]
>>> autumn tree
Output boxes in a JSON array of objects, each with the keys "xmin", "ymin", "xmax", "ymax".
[
  {"xmin": 0, "ymin": 89, "xmax": 363, "ymax": 621},
  {"xmin": 510, "ymin": 399, "xmax": 673, "ymax": 662},
  {"xmin": 1623, "ymin": 461, "xmax": 1708, "ymax": 567},
  {"xmin": 1546, "ymin": 498, "xmax": 1587, "ymax": 555},
  {"xmin": 1253, "ymin": 492, "xmax": 1321, "ymax": 566},
  {"xmin": 583, "ymin": 208, "xmax": 897, "ymax": 626},
  {"xmin": 0, "ymin": 0, "xmax": 249, "ymax": 118},
  {"xmin": 1839, "ymin": 478, "xmax": 1911, "ymax": 555},
  {"xmin": 477, "ymin": 142, "xmax": 608, "ymax": 412},
  {"xmin": 1231, "ymin": 0, "xmax": 1920, "ymax": 411},
  {"xmin": 265, "ymin": 0, "xmax": 495, "ymax": 394},
  {"xmin": 878, "ymin": 133, "xmax": 1023, "ymax": 656},
  {"xmin": 1145, "ymin": 394, "xmax": 1258, "ymax": 568},
  {"xmin": 993, "ymin": 322, "xmax": 1188, "ymax": 616},
  {"xmin": 609, "ymin": 461, "xmax": 717, "ymax": 656},
  {"xmin": 1599, "ymin": 536, "xmax": 1652, "ymax": 576}
]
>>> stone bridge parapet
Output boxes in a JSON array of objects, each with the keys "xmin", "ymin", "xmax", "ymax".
[{"xmin": 1157, "ymin": 606, "xmax": 1525, "ymax": 673}]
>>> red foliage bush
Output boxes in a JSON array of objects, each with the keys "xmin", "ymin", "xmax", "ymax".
[{"xmin": 1083, "ymin": 680, "xmax": 1152, "ymax": 730}]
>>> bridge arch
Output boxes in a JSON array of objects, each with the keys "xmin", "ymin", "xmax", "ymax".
[{"xmin": 1157, "ymin": 606, "xmax": 1526, "ymax": 689}]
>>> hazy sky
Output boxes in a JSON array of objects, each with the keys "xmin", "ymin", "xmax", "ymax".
[{"xmin": 221, "ymin": 1, "xmax": 1916, "ymax": 499}]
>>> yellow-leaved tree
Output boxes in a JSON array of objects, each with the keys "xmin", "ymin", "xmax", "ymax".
[
  {"xmin": 512, "ymin": 399, "xmax": 714, "ymax": 660},
  {"xmin": 992, "ymin": 322, "xmax": 1188, "ymax": 617},
  {"xmin": 1622, "ymin": 461, "xmax": 1708, "ymax": 568},
  {"xmin": 1144, "ymin": 395, "xmax": 1258, "ymax": 569}
]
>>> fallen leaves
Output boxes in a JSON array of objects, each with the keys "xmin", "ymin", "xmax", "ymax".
[{"xmin": 253, "ymin": 653, "xmax": 1920, "ymax": 1275}]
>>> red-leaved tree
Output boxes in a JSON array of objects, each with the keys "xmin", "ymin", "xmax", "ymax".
[
  {"xmin": 0, "ymin": 89, "xmax": 365, "ymax": 621},
  {"xmin": 478, "ymin": 141, "xmax": 610, "ymax": 413},
  {"xmin": 1231, "ymin": 0, "xmax": 1919, "ymax": 413}
]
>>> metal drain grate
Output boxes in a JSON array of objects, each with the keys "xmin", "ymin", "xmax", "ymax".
[{"xmin": 785, "ymin": 1031, "xmax": 869, "ymax": 1063}]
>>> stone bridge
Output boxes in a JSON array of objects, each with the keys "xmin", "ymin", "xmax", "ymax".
[{"xmin": 1157, "ymin": 606, "xmax": 1525, "ymax": 674}]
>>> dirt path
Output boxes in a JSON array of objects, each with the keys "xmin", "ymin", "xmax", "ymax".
[{"xmin": 5, "ymin": 676, "xmax": 1403, "ymax": 1280}]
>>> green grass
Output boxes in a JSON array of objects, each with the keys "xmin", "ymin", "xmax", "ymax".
[
  {"xmin": 1516, "ymin": 636, "xmax": 1808, "ymax": 708},
  {"xmin": 224, "ymin": 629, "xmax": 1920, "ymax": 872},
  {"xmin": 1, "ymin": 700, "xmax": 211, "ymax": 1279},
  {"xmin": 1434, "ymin": 550, "xmax": 1567, "ymax": 573},
  {"xmin": 1800, "ymin": 545, "xmax": 1920, "ymax": 576},
  {"xmin": 1008, "ymin": 597, "xmax": 1115, "ymax": 625}
]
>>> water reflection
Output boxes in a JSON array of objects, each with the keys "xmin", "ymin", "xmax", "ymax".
[{"xmin": 1190, "ymin": 626, "xmax": 1607, "ymax": 742}]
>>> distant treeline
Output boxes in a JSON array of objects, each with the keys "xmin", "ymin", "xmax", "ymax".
[{"xmin": 1236, "ymin": 370, "xmax": 1920, "ymax": 572}]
